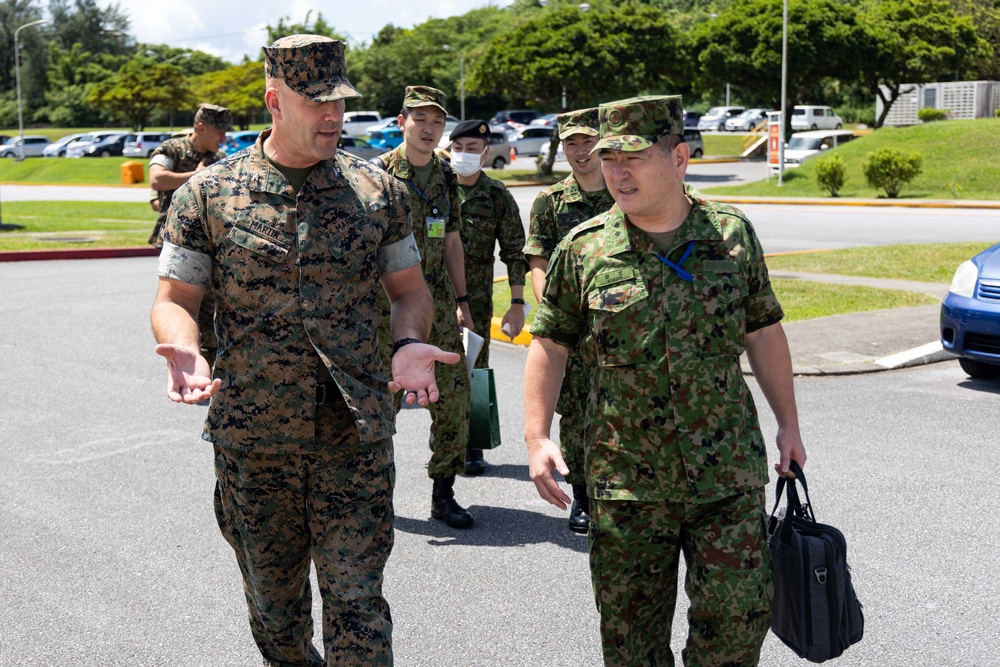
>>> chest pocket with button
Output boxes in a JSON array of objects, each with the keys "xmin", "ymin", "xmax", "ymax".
[{"xmin": 587, "ymin": 278, "xmax": 651, "ymax": 367}]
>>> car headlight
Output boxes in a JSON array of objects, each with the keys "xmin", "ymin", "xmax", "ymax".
[{"xmin": 949, "ymin": 260, "xmax": 979, "ymax": 297}]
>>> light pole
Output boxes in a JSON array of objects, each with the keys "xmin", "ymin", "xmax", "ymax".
[
  {"xmin": 778, "ymin": 0, "xmax": 788, "ymax": 186},
  {"xmin": 145, "ymin": 51, "xmax": 191, "ymax": 130},
  {"xmin": 442, "ymin": 45, "xmax": 465, "ymax": 120},
  {"xmin": 14, "ymin": 19, "xmax": 47, "ymax": 161}
]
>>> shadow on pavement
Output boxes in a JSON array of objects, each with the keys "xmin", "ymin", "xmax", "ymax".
[
  {"xmin": 395, "ymin": 505, "xmax": 588, "ymax": 553},
  {"xmin": 463, "ymin": 462, "xmax": 531, "ymax": 482},
  {"xmin": 957, "ymin": 379, "xmax": 1000, "ymax": 395}
]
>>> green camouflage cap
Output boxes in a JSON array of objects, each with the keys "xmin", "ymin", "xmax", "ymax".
[
  {"xmin": 194, "ymin": 103, "xmax": 233, "ymax": 131},
  {"xmin": 557, "ymin": 107, "xmax": 599, "ymax": 140},
  {"xmin": 262, "ymin": 35, "xmax": 361, "ymax": 102},
  {"xmin": 403, "ymin": 85, "xmax": 447, "ymax": 114},
  {"xmin": 593, "ymin": 95, "xmax": 685, "ymax": 152}
]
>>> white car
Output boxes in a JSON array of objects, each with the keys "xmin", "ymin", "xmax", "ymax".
[
  {"xmin": 123, "ymin": 132, "xmax": 171, "ymax": 158},
  {"xmin": 791, "ymin": 105, "xmax": 843, "ymax": 131},
  {"xmin": 697, "ymin": 106, "xmax": 745, "ymax": 132},
  {"xmin": 1, "ymin": 135, "xmax": 51, "ymax": 158},
  {"xmin": 783, "ymin": 130, "xmax": 855, "ymax": 167},
  {"xmin": 42, "ymin": 133, "xmax": 85, "ymax": 157},
  {"xmin": 341, "ymin": 111, "xmax": 382, "ymax": 137},
  {"xmin": 511, "ymin": 126, "xmax": 555, "ymax": 157},
  {"xmin": 64, "ymin": 131, "xmax": 129, "ymax": 158}
]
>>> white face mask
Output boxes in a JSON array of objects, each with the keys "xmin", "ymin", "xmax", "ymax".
[{"xmin": 450, "ymin": 148, "xmax": 487, "ymax": 177}]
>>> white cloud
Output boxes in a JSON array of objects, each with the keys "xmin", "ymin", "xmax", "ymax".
[{"xmin": 99, "ymin": 0, "xmax": 512, "ymax": 63}]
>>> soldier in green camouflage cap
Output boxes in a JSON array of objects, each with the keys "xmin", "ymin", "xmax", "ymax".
[
  {"xmin": 525, "ymin": 94, "xmax": 808, "ymax": 666},
  {"xmin": 524, "ymin": 106, "xmax": 615, "ymax": 536},
  {"xmin": 373, "ymin": 85, "xmax": 479, "ymax": 529},
  {"xmin": 152, "ymin": 34, "xmax": 460, "ymax": 667}
]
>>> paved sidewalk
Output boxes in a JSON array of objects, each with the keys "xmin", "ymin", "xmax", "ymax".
[{"xmin": 744, "ymin": 271, "xmax": 952, "ymax": 376}]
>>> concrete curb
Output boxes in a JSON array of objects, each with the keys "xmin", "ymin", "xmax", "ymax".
[{"xmin": 0, "ymin": 246, "xmax": 159, "ymax": 262}]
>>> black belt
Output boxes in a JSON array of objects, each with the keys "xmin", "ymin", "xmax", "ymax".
[{"xmin": 316, "ymin": 381, "xmax": 339, "ymax": 405}]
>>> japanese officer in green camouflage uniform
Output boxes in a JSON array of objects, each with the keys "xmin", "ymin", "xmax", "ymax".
[
  {"xmin": 374, "ymin": 86, "xmax": 477, "ymax": 529},
  {"xmin": 524, "ymin": 95, "xmax": 808, "ymax": 667},
  {"xmin": 448, "ymin": 118, "xmax": 528, "ymax": 475},
  {"xmin": 148, "ymin": 103, "xmax": 231, "ymax": 365},
  {"xmin": 151, "ymin": 35, "xmax": 459, "ymax": 667},
  {"xmin": 524, "ymin": 107, "xmax": 616, "ymax": 535}
]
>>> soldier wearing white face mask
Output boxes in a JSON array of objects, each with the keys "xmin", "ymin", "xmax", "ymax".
[{"xmin": 450, "ymin": 119, "xmax": 528, "ymax": 475}]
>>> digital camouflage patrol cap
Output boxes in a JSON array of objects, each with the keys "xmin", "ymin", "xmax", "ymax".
[
  {"xmin": 403, "ymin": 85, "xmax": 447, "ymax": 114},
  {"xmin": 593, "ymin": 95, "xmax": 685, "ymax": 152},
  {"xmin": 262, "ymin": 35, "xmax": 361, "ymax": 102},
  {"xmin": 194, "ymin": 103, "xmax": 233, "ymax": 131},
  {"xmin": 557, "ymin": 107, "xmax": 599, "ymax": 140}
]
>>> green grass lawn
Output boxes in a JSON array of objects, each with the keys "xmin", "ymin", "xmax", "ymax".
[
  {"xmin": 767, "ymin": 242, "xmax": 997, "ymax": 283},
  {"xmin": 490, "ymin": 273, "xmax": 941, "ymax": 329},
  {"xmin": 701, "ymin": 133, "xmax": 746, "ymax": 158},
  {"xmin": 0, "ymin": 201, "xmax": 153, "ymax": 251},
  {"xmin": 702, "ymin": 118, "xmax": 1000, "ymax": 200},
  {"xmin": 0, "ymin": 156, "xmax": 151, "ymax": 186}
]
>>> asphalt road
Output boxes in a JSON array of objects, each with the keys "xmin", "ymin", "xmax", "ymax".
[{"xmin": 2, "ymin": 256, "xmax": 999, "ymax": 666}]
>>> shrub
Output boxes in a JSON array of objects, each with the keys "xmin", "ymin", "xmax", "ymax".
[
  {"xmin": 917, "ymin": 108, "xmax": 949, "ymax": 122},
  {"xmin": 838, "ymin": 103, "xmax": 876, "ymax": 127},
  {"xmin": 995, "ymin": 109, "xmax": 1000, "ymax": 118},
  {"xmin": 863, "ymin": 148, "xmax": 923, "ymax": 198},
  {"xmin": 815, "ymin": 154, "xmax": 847, "ymax": 197}
]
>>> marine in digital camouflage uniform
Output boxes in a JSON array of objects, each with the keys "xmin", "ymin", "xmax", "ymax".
[
  {"xmin": 148, "ymin": 103, "xmax": 231, "ymax": 366},
  {"xmin": 524, "ymin": 107, "xmax": 616, "ymax": 535},
  {"xmin": 151, "ymin": 35, "xmax": 458, "ymax": 667},
  {"xmin": 449, "ymin": 118, "xmax": 528, "ymax": 474},
  {"xmin": 524, "ymin": 95, "xmax": 808, "ymax": 667},
  {"xmin": 374, "ymin": 86, "xmax": 476, "ymax": 529}
]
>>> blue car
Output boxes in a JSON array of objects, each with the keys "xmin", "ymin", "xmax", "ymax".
[
  {"xmin": 940, "ymin": 242, "xmax": 1000, "ymax": 379},
  {"xmin": 224, "ymin": 130, "xmax": 260, "ymax": 155},
  {"xmin": 367, "ymin": 128, "xmax": 404, "ymax": 151}
]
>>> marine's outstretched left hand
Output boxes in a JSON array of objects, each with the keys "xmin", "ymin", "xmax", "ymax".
[{"xmin": 389, "ymin": 343, "xmax": 461, "ymax": 406}]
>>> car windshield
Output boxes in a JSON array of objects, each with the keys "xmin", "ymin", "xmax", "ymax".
[
  {"xmin": 787, "ymin": 137, "xmax": 822, "ymax": 150},
  {"xmin": 705, "ymin": 107, "xmax": 723, "ymax": 116},
  {"xmin": 75, "ymin": 134, "xmax": 95, "ymax": 143}
]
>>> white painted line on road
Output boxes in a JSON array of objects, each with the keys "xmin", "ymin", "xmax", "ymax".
[{"xmin": 875, "ymin": 341, "xmax": 952, "ymax": 369}]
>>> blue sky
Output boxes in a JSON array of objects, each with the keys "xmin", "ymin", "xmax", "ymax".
[{"xmin": 102, "ymin": 0, "xmax": 512, "ymax": 63}]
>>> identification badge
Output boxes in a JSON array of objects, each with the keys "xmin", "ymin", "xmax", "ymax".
[{"xmin": 426, "ymin": 217, "xmax": 445, "ymax": 238}]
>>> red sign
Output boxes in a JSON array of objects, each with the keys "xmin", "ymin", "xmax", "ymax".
[{"xmin": 768, "ymin": 122, "xmax": 781, "ymax": 166}]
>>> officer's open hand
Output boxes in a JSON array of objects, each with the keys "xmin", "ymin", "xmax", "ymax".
[
  {"xmin": 389, "ymin": 343, "xmax": 461, "ymax": 407},
  {"xmin": 526, "ymin": 436, "xmax": 572, "ymax": 510},
  {"xmin": 155, "ymin": 343, "xmax": 221, "ymax": 404}
]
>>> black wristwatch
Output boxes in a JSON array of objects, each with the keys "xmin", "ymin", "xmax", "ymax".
[
  {"xmin": 511, "ymin": 298, "xmax": 526, "ymax": 305},
  {"xmin": 456, "ymin": 294, "xmax": 471, "ymax": 304},
  {"xmin": 391, "ymin": 337, "xmax": 422, "ymax": 356}
]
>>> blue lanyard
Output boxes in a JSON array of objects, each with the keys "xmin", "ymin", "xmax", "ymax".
[
  {"xmin": 655, "ymin": 241, "xmax": 694, "ymax": 283},
  {"xmin": 406, "ymin": 178, "xmax": 450, "ymax": 218}
]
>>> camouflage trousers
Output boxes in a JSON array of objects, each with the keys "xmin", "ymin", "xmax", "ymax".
[
  {"xmin": 213, "ymin": 402, "xmax": 395, "ymax": 667},
  {"xmin": 465, "ymin": 263, "xmax": 498, "ymax": 369},
  {"xmin": 557, "ymin": 349, "xmax": 590, "ymax": 487},
  {"xmin": 588, "ymin": 489, "xmax": 772, "ymax": 667},
  {"xmin": 379, "ymin": 288, "xmax": 470, "ymax": 479}
]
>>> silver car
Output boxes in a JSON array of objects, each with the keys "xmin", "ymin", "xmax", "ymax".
[
  {"xmin": 1, "ymin": 135, "xmax": 51, "ymax": 158},
  {"xmin": 123, "ymin": 132, "xmax": 171, "ymax": 158},
  {"xmin": 340, "ymin": 136, "xmax": 382, "ymax": 160},
  {"xmin": 42, "ymin": 133, "xmax": 85, "ymax": 158}
]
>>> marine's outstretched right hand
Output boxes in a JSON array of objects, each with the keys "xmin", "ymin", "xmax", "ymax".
[
  {"xmin": 155, "ymin": 343, "xmax": 221, "ymax": 404},
  {"xmin": 388, "ymin": 343, "xmax": 461, "ymax": 407}
]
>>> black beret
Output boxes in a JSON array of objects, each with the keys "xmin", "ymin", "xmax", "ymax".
[{"xmin": 449, "ymin": 119, "xmax": 490, "ymax": 142}]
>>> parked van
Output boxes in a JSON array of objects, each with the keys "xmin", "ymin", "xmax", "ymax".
[
  {"xmin": 342, "ymin": 111, "xmax": 382, "ymax": 137},
  {"xmin": 783, "ymin": 129, "xmax": 855, "ymax": 167},
  {"xmin": 791, "ymin": 105, "xmax": 843, "ymax": 131}
]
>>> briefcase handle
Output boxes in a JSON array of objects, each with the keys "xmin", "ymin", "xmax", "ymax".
[{"xmin": 770, "ymin": 460, "xmax": 816, "ymax": 524}]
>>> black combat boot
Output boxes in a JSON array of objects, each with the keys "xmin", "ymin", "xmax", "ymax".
[
  {"xmin": 465, "ymin": 448, "xmax": 486, "ymax": 475},
  {"xmin": 568, "ymin": 484, "xmax": 591, "ymax": 535},
  {"xmin": 431, "ymin": 476, "xmax": 474, "ymax": 529}
]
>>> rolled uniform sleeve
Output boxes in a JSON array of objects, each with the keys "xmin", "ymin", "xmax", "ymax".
[
  {"xmin": 376, "ymin": 176, "xmax": 420, "ymax": 274},
  {"xmin": 529, "ymin": 243, "xmax": 585, "ymax": 349}
]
